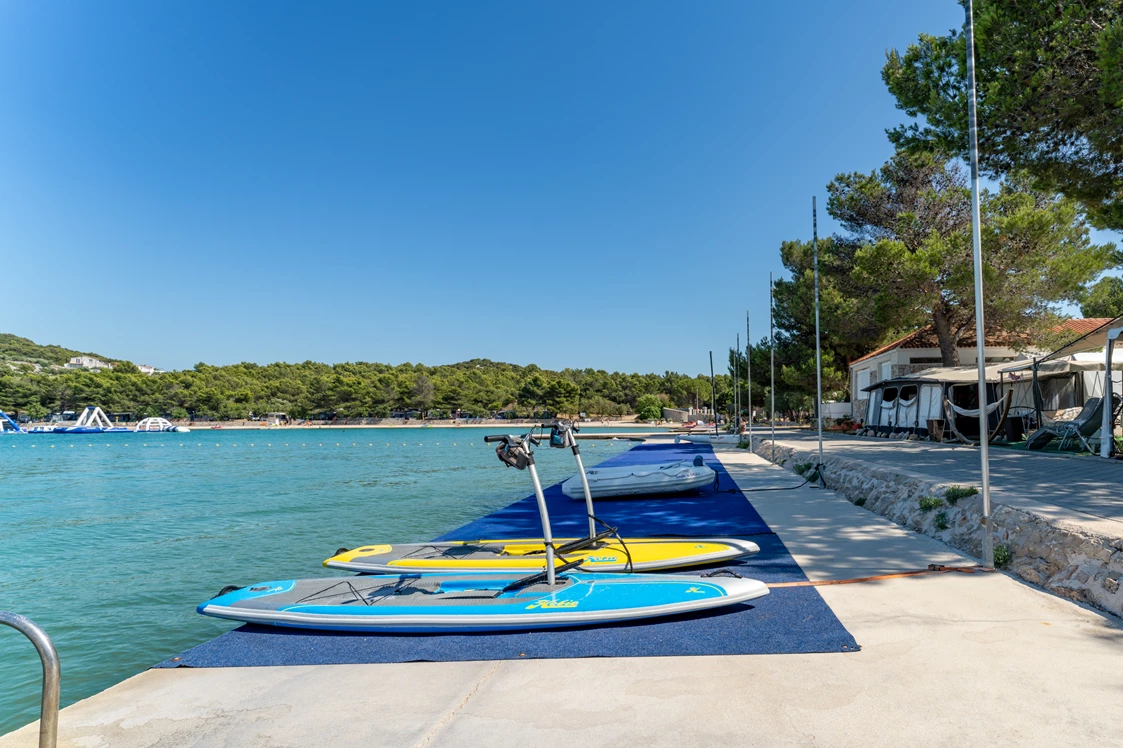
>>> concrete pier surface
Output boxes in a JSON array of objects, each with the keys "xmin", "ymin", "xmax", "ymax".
[
  {"xmin": 4, "ymin": 447, "xmax": 1122, "ymax": 747},
  {"xmin": 763, "ymin": 428, "xmax": 1123, "ymax": 529}
]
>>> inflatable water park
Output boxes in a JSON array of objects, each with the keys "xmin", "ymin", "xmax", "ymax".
[{"xmin": 1, "ymin": 407, "xmax": 190, "ymax": 434}]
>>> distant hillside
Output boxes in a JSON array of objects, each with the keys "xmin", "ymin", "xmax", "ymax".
[
  {"xmin": 0, "ymin": 334, "xmax": 719, "ymax": 421},
  {"xmin": 0, "ymin": 333, "xmax": 115, "ymax": 368}
]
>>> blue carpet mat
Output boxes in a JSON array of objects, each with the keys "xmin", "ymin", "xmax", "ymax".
[{"xmin": 158, "ymin": 443, "xmax": 858, "ymax": 667}]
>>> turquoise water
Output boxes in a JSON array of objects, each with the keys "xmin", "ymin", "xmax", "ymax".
[{"xmin": 0, "ymin": 427, "xmax": 648, "ymax": 734}]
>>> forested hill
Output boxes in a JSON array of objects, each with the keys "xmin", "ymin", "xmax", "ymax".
[
  {"xmin": 0, "ymin": 333, "xmax": 115, "ymax": 368},
  {"xmin": 0, "ymin": 334, "xmax": 726, "ymax": 420}
]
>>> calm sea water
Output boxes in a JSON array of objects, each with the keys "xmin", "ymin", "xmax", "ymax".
[{"xmin": 0, "ymin": 427, "xmax": 648, "ymax": 734}]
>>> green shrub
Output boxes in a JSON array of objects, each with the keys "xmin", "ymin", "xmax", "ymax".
[
  {"xmin": 793, "ymin": 462, "xmax": 812, "ymax": 475},
  {"xmin": 944, "ymin": 486, "xmax": 978, "ymax": 505},
  {"xmin": 854, "ymin": 497, "xmax": 866, "ymax": 507},
  {"xmin": 993, "ymin": 543, "xmax": 1014, "ymax": 568},
  {"xmin": 918, "ymin": 496, "xmax": 944, "ymax": 512},
  {"xmin": 934, "ymin": 511, "xmax": 949, "ymax": 531},
  {"xmin": 634, "ymin": 394, "xmax": 663, "ymax": 421}
]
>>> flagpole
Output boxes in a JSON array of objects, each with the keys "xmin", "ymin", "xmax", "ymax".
[
  {"xmin": 735, "ymin": 333, "xmax": 741, "ymax": 433},
  {"xmin": 709, "ymin": 351, "xmax": 718, "ymax": 436},
  {"xmin": 813, "ymin": 197, "xmax": 824, "ymax": 474},
  {"xmin": 746, "ymin": 311, "xmax": 752, "ymax": 444},
  {"xmin": 770, "ymin": 272, "xmax": 776, "ymax": 462},
  {"xmin": 965, "ymin": 0, "xmax": 993, "ymax": 569}
]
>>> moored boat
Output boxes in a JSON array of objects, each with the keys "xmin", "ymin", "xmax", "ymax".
[
  {"xmin": 674, "ymin": 433, "xmax": 743, "ymax": 445},
  {"xmin": 560, "ymin": 460, "xmax": 715, "ymax": 499}
]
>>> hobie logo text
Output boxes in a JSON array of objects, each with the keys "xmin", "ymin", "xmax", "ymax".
[{"xmin": 526, "ymin": 600, "xmax": 579, "ymax": 610}]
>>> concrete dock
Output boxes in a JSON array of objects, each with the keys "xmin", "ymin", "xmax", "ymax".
[
  {"xmin": 3, "ymin": 446, "xmax": 1122, "ymax": 747},
  {"xmin": 761, "ymin": 428, "xmax": 1123, "ymax": 526}
]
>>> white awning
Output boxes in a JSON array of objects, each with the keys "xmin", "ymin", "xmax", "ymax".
[{"xmin": 999, "ymin": 359, "xmax": 1120, "ymax": 378}]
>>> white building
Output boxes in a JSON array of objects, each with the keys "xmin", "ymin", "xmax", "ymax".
[
  {"xmin": 137, "ymin": 364, "xmax": 164, "ymax": 375},
  {"xmin": 66, "ymin": 356, "xmax": 112, "ymax": 372},
  {"xmin": 848, "ymin": 319, "xmax": 1107, "ymax": 423}
]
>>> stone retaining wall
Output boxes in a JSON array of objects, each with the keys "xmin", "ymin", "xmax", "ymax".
[{"xmin": 751, "ymin": 437, "xmax": 1123, "ymax": 620}]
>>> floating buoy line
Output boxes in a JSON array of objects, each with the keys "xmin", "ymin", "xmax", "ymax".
[{"xmin": 3, "ymin": 439, "xmax": 597, "ymax": 452}]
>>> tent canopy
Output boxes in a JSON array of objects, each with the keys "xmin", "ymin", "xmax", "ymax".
[
  {"xmin": 862, "ymin": 360, "xmax": 1111, "ymax": 393},
  {"xmin": 862, "ymin": 365, "xmax": 1005, "ymax": 392},
  {"xmin": 999, "ymin": 359, "xmax": 1122, "ymax": 378}
]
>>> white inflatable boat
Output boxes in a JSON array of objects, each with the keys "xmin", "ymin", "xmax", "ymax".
[
  {"xmin": 561, "ymin": 460, "xmax": 716, "ymax": 499},
  {"xmin": 674, "ymin": 433, "xmax": 744, "ymax": 445}
]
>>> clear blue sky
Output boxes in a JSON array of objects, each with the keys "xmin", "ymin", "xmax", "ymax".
[{"xmin": 7, "ymin": 1, "xmax": 1096, "ymax": 375}]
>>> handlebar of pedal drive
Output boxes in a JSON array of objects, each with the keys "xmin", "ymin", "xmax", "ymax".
[{"xmin": 483, "ymin": 434, "xmax": 540, "ymax": 446}]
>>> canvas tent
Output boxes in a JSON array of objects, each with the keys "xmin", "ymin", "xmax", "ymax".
[
  {"xmin": 1012, "ymin": 315, "xmax": 1123, "ymax": 457},
  {"xmin": 862, "ymin": 365, "xmax": 1009, "ymax": 442},
  {"xmin": 861, "ymin": 361, "xmax": 1112, "ymax": 444}
]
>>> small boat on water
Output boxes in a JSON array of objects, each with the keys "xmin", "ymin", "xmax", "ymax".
[
  {"xmin": 561, "ymin": 460, "xmax": 715, "ymax": 499},
  {"xmin": 675, "ymin": 433, "xmax": 743, "ymax": 445}
]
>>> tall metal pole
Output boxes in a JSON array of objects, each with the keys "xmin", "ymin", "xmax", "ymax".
[
  {"xmin": 735, "ymin": 333, "xmax": 741, "ymax": 432},
  {"xmin": 965, "ymin": 0, "xmax": 993, "ymax": 569},
  {"xmin": 709, "ymin": 351, "xmax": 719, "ymax": 435},
  {"xmin": 746, "ymin": 311, "xmax": 752, "ymax": 444},
  {"xmin": 813, "ymin": 197, "xmax": 824, "ymax": 469},
  {"xmin": 770, "ymin": 272, "xmax": 776, "ymax": 461}
]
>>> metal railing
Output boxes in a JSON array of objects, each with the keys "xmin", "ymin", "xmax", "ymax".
[{"xmin": 0, "ymin": 612, "xmax": 59, "ymax": 748}]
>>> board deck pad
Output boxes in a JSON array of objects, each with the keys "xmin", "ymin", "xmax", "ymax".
[{"xmin": 160, "ymin": 443, "xmax": 858, "ymax": 665}]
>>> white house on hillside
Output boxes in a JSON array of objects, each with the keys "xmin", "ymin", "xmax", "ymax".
[
  {"xmin": 848, "ymin": 318, "xmax": 1108, "ymax": 423},
  {"xmin": 66, "ymin": 356, "xmax": 112, "ymax": 372}
]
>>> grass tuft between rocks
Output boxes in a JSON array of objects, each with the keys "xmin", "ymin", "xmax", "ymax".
[
  {"xmin": 919, "ymin": 496, "xmax": 944, "ymax": 511},
  {"xmin": 944, "ymin": 485, "xmax": 978, "ymax": 505},
  {"xmin": 993, "ymin": 543, "xmax": 1014, "ymax": 568}
]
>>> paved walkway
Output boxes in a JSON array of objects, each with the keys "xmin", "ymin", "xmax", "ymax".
[
  {"xmin": 762, "ymin": 429, "xmax": 1123, "ymax": 533},
  {"xmin": 4, "ymin": 446, "xmax": 1122, "ymax": 747}
]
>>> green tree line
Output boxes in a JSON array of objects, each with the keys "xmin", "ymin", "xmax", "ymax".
[{"xmin": 0, "ymin": 342, "xmax": 729, "ymax": 421}]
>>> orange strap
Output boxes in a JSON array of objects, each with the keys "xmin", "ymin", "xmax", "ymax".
[{"xmin": 767, "ymin": 564, "xmax": 990, "ymax": 589}]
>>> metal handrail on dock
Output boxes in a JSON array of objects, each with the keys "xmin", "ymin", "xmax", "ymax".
[{"xmin": 0, "ymin": 611, "xmax": 60, "ymax": 748}]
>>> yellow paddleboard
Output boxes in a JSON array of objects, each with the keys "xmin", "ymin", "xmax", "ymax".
[{"xmin": 325, "ymin": 537, "xmax": 759, "ymax": 574}]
